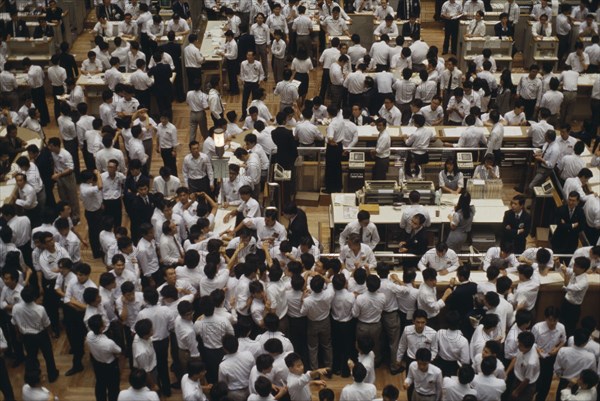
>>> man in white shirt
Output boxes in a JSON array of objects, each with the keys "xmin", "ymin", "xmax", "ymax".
[
  {"xmin": 563, "ymin": 168, "xmax": 595, "ymax": 202},
  {"xmin": 240, "ymin": 50, "xmax": 265, "ymax": 119},
  {"xmin": 47, "ymin": 137, "xmax": 80, "ymax": 222},
  {"xmin": 418, "ymin": 242, "xmax": 459, "ymax": 274},
  {"xmin": 566, "ymin": 42, "xmax": 590, "ymax": 73},
  {"xmin": 182, "ymin": 141, "xmax": 214, "ymax": 194},
  {"xmin": 339, "ymin": 363, "xmax": 377, "ymax": 401},
  {"xmin": 183, "ymin": 33, "xmax": 204, "ymax": 89},
  {"xmin": 218, "ymin": 334, "xmax": 255, "ymax": 401},
  {"xmin": 339, "ymin": 210, "xmax": 380, "ymax": 250},
  {"xmin": 506, "ymin": 331, "xmax": 540, "ymax": 401},
  {"xmin": 117, "ymin": 368, "xmax": 160, "ymax": 401},
  {"xmin": 472, "ymin": 356, "xmax": 507, "ymax": 401},
  {"xmin": 417, "ymin": 268, "xmax": 453, "ymax": 327},
  {"xmin": 440, "ymin": 0, "xmax": 462, "ymax": 55},
  {"xmin": 403, "ymin": 348, "xmax": 443, "ymax": 401},
  {"xmin": 86, "ymin": 314, "xmax": 122, "ymax": 401},
  {"xmin": 329, "ymin": 55, "xmax": 348, "ymax": 108},
  {"xmin": 79, "ymin": 170, "xmax": 104, "ymax": 259},
  {"xmin": 369, "ymin": 35, "xmax": 391, "ymax": 71},
  {"xmin": 528, "ymin": 129, "xmax": 560, "ymax": 195},
  {"xmin": 372, "ymin": 117, "xmax": 391, "ymax": 180}
]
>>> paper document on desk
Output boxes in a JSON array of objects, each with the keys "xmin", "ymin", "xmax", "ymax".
[
  {"xmin": 213, "ymin": 209, "xmax": 236, "ymax": 234},
  {"xmin": 538, "ymin": 272, "xmax": 568, "ymax": 285},
  {"xmin": 356, "ymin": 125, "xmax": 379, "ymax": 137},
  {"xmin": 443, "ymin": 127, "xmax": 490, "ymax": 138},
  {"xmin": 401, "ymin": 127, "xmax": 436, "ymax": 137},
  {"xmin": 503, "ymin": 127, "xmax": 525, "ymax": 137},
  {"xmin": 333, "ymin": 193, "xmax": 356, "ymax": 206},
  {"xmin": 342, "ymin": 206, "xmax": 359, "ymax": 219}
]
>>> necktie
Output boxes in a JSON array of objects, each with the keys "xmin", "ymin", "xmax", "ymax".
[
  {"xmin": 471, "ymin": 22, "xmax": 477, "ymax": 35},
  {"xmin": 447, "ymin": 71, "xmax": 453, "ymax": 92},
  {"xmin": 164, "ymin": 180, "xmax": 168, "ymax": 195},
  {"xmin": 359, "ymin": 225, "xmax": 364, "ymax": 243},
  {"xmin": 569, "ymin": 209, "xmax": 574, "ymax": 219},
  {"xmin": 107, "ymin": 6, "xmax": 112, "ymax": 19},
  {"xmin": 539, "ymin": 24, "xmax": 543, "ymax": 35},
  {"xmin": 144, "ymin": 196, "xmax": 149, "ymax": 205},
  {"xmin": 515, "ymin": 212, "xmax": 520, "ymax": 219}
]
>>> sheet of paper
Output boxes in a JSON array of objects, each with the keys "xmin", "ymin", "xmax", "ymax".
[
  {"xmin": 333, "ymin": 193, "xmax": 357, "ymax": 206},
  {"xmin": 503, "ymin": 127, "xmax": 525, "ymax": 137},
  {"xmin": 342, "ymin": 206, "xmax": 359, "ymax": 219}
]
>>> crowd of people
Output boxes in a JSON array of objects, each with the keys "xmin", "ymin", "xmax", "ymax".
[{"xmin": 0, "ymin": 0, "xmax": 599, "ymax": 400}]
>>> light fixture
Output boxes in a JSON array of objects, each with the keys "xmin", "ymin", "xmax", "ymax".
[{"xmin": 214, "ymin": 128, "xmax": 225, "ymax": 158}]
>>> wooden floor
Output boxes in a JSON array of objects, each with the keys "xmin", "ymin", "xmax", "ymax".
[{"xmin": 6, "ymin": 3, "xmax": 565, "ymax": 401}]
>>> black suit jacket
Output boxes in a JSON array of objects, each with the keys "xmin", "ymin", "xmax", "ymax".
[
  {"xmin": 97, "ymin": 4, "xmax": 124, "ymax": 21},
  {"xmin": 445, "ymin": 281, "xmax": 478, "ymax": 316},
  {"xmin": 501, "ymin": 210, "xmax": 531, "ymax": 252},
  {"xmin": 271, "ymin": 127, "xmax": 298, "ymax": 170},
  {"xmin": 45, "ymin": 7, "xmax": 64, "ymax": 22},
  {"xmin": 396, "ymin": 0, "xmax": 420, "ymax": 20},
  {"xmin": 33, "ymin": 147, "xmax": 54, "ymax": 187},
  {"xmin": 59, "ymin": 52, "xmax": 79, "ymax": 80},
  {"xmin": 406, "ymin": 228, "xmax": 428, "ymax": 255},
  {"xmin": 288, "ymin": 209, "xmax": 310, "ymax": 247},
  {"xmin": 6, "ymin": 20, "xmax": 29, "ymax": 38},
  {"xmin": 552, "ymin": 204, "xmax": 585, "ymax": 252},
  {"xmin": 401, "ymin": 22, "xmax": 421, "ymax": 39},
  {"xmin": 130, "ymin": 194, "xmax": 156, "ymax": 241},
  {"xmin": 349, "ymin": 115, "xmax": 373, "ymax": 126},
  {"xmin": 148, "ymin": 63, "xmax": 173, "ymax": 92},
  {"xmin": 33, "ymin": 25, "xmax": 54, "ymax": 39},
  {"xmin": 172, "ymin": 1, "xmax": 191, "ymax": 19},
  {"xmin": 160, "ymin": 42, "xmax": 182, "ymax": 71},
  {"xmin": 494, "ymin": 22, "xmax": 514, "ymax": 38}
]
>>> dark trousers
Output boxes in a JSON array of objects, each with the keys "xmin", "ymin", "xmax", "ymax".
[
  {"xmin": 186, "ymin": 67, "xmax": 202, "ymax": 91},
  {"xmin": 103, "ymin": 198, "xmax": 123, "ymax": 228},
  {"xmin": 535, "ymin": 355, "xmax": 556, "ymax": 401},
  {"xmin": 443, "ymin": 19, "xmax": 459, "ymax": 54},
  {"xmin": 52, "ymin": 85, "xmax": 65, "ymax": 121},
  {"xmin": 521, "ymin": 98, "xmax": 537, "ymax": 121},
  {"xmin": 202, "ymin": 347, "xmax": 224, "ymax": 384},
  {"xmin": 63, "ymin": 138, "xmax": 80, "ymax": 181},
  {"xmin": 555, "ymin": 378, "xmax": 570, "ymax": 401},
  {"xmin": 153, "ymin": 338, "xmax": 171, "ymax": 396},
  {"xmin": 325, "ymin": 142, "xmax": 343, "ymax": 193},
  {"xmin": 187, "ymin": 176, "xmax": 210, "ymax": 194},
  {"xmin": 160, "ymin": 147, "xmax": 178, "ymax": 177},
  {"xmin": 331, "ymin": 318, "xmax": 356, "ymax": 376},
  {"xmin": 288, "ymin": 316, "xmax": 309, "ymax": 368},
  {"xmin": 433, "ymin": 356, "xmax": 458, "ymax": 377},
  {"xmin": 399, "ymin": 310, "xmax": 412, "ymax": 336},
  {"xmin": 557, "ymin": 34, "xmax": 571, "ymax": 63},
  {"xmin": 560, "ymin": 299, "xmax": 581, "ymax": 338},
  {"xmin": 42, "ymin": 277, "xmax": 60, "ymax": 333},
  {"xmin": 85, "ymin": 209, "xmax": 104, "ymax": 259},
  {"xmin": 153, "ymin": 87, "xmax": 173, "ymax": 120},
  {"xmin": 373, "ymin": 156, "xmax": 389, "ymax": 180},
  {"xmin": 91, "ymin": 358, "xmax": 120, "ymax": 401},
  {"xmin": 82, "ymin": 144, "xmax": 96, "ymax": 171},
  {"xmin": 241, "ymin": 82, "xmax": 260, "ymax": 118},
  {"xmin": 22, "ymin": 331, "xmax": 58, "ymax": 379},
  {"xmin": 123, "ymin": 326, "xmax": 133, "ymax": 368},
  {"xmin": 65, "ymin": 307, "xmax": 85, "ymax": 369},
  {"xmin": 319, "ymin": 68, "xmax": 330, "ymax": 100},
  {"xmin": 591, "ymin": 99, "xmax": 600, "ymax": 138},
  {"xmin": 0, "ymin": 314, "xmax": 24, "ymax": 362},
  {"xmin": 135, "ymin": 89, "xmax": 151, "ymax": 110},
  {"xmin": 31, "ymin": 86, "xmax": 50, "ymax": 126},
  {"xmin": 0, "ymin": 357, "xmax": 14, "ymax": 401},
  {"xmin": 225, "ymin": 58, "xmax": 240, "ymax": 94}
]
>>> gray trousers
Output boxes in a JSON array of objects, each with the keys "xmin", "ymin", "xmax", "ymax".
[
  {"xmin": 273, "ymin": 57, "xmax": 286, "ymax": 83},
  {"xmin": 382, "ymin": 311, "xmax": 401, "ymax": 368},
  {"xmin": 256, "ymin": 43, "xmax": 269, "ymax": 80},
  {"xmin": 561, "ymin": 90, "xmax": 577, "ymax": 125},
  {"xmin": 279, "ymin": 102, "xmax": 293, "ymax": 113},
  {"xmin": 412, "ymin": 392, "xmax": 437, "ymax": 401},
  {"xmin": 528, "ymin": 165, "xmax": 553, "ymax": 193},
  {"xmin": 330, "ymin": 84, "xmax": 344, "ymax": 108},
  {"xmin": 307, "ymin": 317, "xmax": 332, "ymax": 370},
  {"xmin": 36, "ymin": 188, "xmax": 46, "ymax": 211},
  {"xmin": 356, "ymin": 321, "xmax": 382, "ymax": 365},
  {"xmin": 296, "ymin": 35, "xmax": 312, "ymax": 58},
  {"xmin": 57, "ymin": 173, "xmax": 80, "ymax": 221},
  {"xmin": 142, "ymin": 138, "xmax": 153, "ymax": 172},
  {"xmin": 228, "ymin": 389, "xmax": 250, "ymax": 401},
  {"xmin": 189, "ymin": 110, "xmax": 208, "ymax": 143}
]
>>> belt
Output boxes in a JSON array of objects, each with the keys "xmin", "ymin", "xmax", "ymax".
[
  {"xmin": 417, "ymin": 392, "xmax": 435, "ymax": 397},
  {"xmin": 563, "ymin": 90, "xmax": 577, "ymax": 92},
  {"xmin": 300, "ymin": 143, "xmax": 314, "ymax": 146},
  {"xmin": 383, "ymin": 310, "xmax": 397, "ymax": 314}
]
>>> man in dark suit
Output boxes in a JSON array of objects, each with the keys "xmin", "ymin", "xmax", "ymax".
[
  {"xmin": 160, "ymin": 31, "xmax": 184, "ymax": 102},
  {"xmin": 148, "ymin": 52, "xmax": 174, "ymax": 120},
  {"xmin": 502, "ymin": 194, "xmax": 531, "ymax": 253},
  {"xmin": 33, "ymin": 18, "xmax": 54, "ymax": 39},
  {"xmin": 551, "ymin": 191, "xmax": 585, "ymax": 258},
  {"xmin": 398, "ymin": 0, "xmax": 421, "ymax": 20},
  {"xmin": 6, "ymin": 12, "xmax": 29, "ymax": 38},
  {"xmin": 58, "ymin": 42, "xmax": 79, "ymax": 80},
  {"xmin": 172, "ymin": 0, "xmax": 191, "ymax": 20},
  {"xmin": 282, "ymin": 203, "xmax": 310, "ymax": 247},
  {"xmin": 399, "ymin": 213, "xmax": 428, "ymax": 267},
  {"xmin": 349, "ymin": 104, "xmax": 373, "ymax": 126},
  {"xmin": 444, "ymin": 264, "xmax": 478, "ymax": 336},
  {"xmin": 124, "ymin": 159, "xmax": 150, "ymax": 219},
  {"xmin": 97, "ymin": 0, "xmax": 124, "ymax": 21},
  {"xmin": 271, "ymin": 111, "xmax": 298, "ymax": 205},
  {"xmin": 401, "ymin": 14, "xmax": 421, "ymax": 38},
  {"xmin": 130, "ymin": 178, "xmax": 155, "ymax": 243},
  {"xmin": 26, "ymin": 144, "xmax": 55, "ymax": 208},
  {"xmin": 494, "ymin": 12, "xmax": 514, "ymax": 37}
]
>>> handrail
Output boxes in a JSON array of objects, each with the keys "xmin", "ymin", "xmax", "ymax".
[
  {"xmin": 296, "ymin": 146, "xmax": 538, "ymax": 152},
  {"xmin": 318, "ymin": 252, "xmax": 578, "ymax": 259}
]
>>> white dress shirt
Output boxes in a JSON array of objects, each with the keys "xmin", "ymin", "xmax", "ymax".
[
  {"xmin": 472, "ymin": 373, "xmax": 507, "ymax": 401},
  {"xmin": 397, "ymin": 325, "xmax": 438, "ymax": 360},
  {"xmin": 418, "ymin": 248, "xmax": 459, "ymax": 272}
]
